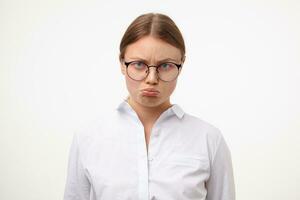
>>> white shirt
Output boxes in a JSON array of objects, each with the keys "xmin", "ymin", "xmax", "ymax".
[{"xmin": 64, "ymin": 99, "xmax": 235, "ymax": 200}]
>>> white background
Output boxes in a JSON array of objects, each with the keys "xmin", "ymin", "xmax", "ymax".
[{"xmin": 1, "ymin": 0, "xmax": 299, "ymax": 199}]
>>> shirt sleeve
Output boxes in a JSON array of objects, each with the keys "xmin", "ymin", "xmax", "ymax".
[
  {"xmin": 64, "ymin": 132, "xmax": 91, "ymax": 200},
  {"xmin": 206, "ymin": 135, "xmax": 236, "ymax": 200}
]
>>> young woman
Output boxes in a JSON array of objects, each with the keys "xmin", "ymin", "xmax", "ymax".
[{"xmin": 64, "ymin": 13, "xmax": 235, "ymax": 200}]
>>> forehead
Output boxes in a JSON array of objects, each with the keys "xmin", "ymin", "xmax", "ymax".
[{"xmin": 124, "ymin": 36, "xmax": 181, "ymax": 61}]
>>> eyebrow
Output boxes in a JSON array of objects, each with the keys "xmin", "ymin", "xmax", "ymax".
[{"xmin": 127, "ymin": 57, "xmax": 180, "ymax": 64}]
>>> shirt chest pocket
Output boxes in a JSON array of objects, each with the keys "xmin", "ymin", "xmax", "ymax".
[
  {"xmin": 164, "ymin": 154, "xmax": 210, "ymax": 170},
  {"xmin": 161, "ymin": 153, "xmax": 210, "ymax": 195}
]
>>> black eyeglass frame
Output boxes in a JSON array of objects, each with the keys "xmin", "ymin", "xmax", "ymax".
[{"xmin": 123, "ymin": 60, "xmax": 182, "ymax": 82}]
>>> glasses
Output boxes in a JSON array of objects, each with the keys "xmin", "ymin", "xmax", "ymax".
[{"xmin": 123, "ymin": 60, "xmax": 182, "ymax": 82}]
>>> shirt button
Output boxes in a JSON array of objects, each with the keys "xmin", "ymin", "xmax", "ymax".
[{"xmin": 148, "ymin": 157, "xmax": 154, "ymax": 161}]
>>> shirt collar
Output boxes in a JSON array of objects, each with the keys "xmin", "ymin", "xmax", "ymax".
[{"xmin": 116, "ymin": 98, "xmax": 185, "ymax": 120}]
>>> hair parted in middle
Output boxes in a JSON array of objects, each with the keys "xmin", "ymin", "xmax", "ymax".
[{"xmin": 119, "ymin": 13, "xmax": 186, "ymax": 62}]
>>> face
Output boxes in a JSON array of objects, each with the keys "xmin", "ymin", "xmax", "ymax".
[{"xmin": 120, "ymin": 36, "xmax": 183, "ymax": 108}]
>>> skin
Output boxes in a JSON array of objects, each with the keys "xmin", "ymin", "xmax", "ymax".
[{"xmin": 120, "ymin": 35, "xmax": 184, "ymax": 149}]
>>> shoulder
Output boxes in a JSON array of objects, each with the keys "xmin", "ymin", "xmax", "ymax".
[
  {"xmin": 74, "ymin": 111, "xmax": 118, "ymax": 147},
  {"xmin": 182, "ymin": 112, "xmax": 223, "ymax": 142},
  {"xmin": 181, "ymin": 112, "xmax": 225, "ymax": 159}
]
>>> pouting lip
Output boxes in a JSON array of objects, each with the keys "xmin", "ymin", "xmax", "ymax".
[{"xmin": 141, "ymin": 88, "xmax": 160, "ymax": 93}]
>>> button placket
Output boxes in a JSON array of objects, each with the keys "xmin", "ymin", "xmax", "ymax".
[
  {"xmin": 146, "ymin": 106, "xmax": 171, "ymax": 166},
  {"xmin": 148, "ymin": 128, "xmax": 158, "ymax": 163},
  {"xmin": 135, "ymin": 122, "xmax": 149, "ymax": 200}
]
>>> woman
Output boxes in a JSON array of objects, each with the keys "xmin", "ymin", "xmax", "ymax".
[{"xmin": 64, "ymin": 13, "xmax": 235, "ymax": 200}]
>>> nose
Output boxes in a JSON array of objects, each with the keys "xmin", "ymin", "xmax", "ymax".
[{"xmin": 145, "ymin": 67, "xmax": 159, "ymax": 84}]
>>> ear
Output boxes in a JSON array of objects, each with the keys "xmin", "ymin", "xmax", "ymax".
[
  {"xmin": 178, "ymin": 67, "xmax": 183, "ymax": 75},
  {"xmin": 178, "ymin": 55, "xmax": 186, "ymax": 74},
  {"xmin": 181, "ymin": 55, "xmax": 186, "ymax": 64},
  {"xmin": 120, "ymin": 60, "xmax": 126, "ymax": 75}
]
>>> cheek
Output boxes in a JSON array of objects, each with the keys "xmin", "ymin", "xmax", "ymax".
[
  {"xmin": 125, "ymin": 76, "xmax": 140, "ymax": 94},
  {"xmin": 164, "ymin": 81, "xmax": 177, "ymax": 95}
]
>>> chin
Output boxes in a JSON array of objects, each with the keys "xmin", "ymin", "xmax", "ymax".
[{"xmin": 139, "ymin": 97, "xmax": 167, "ymax": 107}]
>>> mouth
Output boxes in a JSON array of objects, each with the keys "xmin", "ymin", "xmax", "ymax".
[{"xmin": 141, "ymin": 88, "xmax": 160, "ymax": 97}]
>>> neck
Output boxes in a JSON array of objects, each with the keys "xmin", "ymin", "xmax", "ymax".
[{"xmin": 126, "ymin": 96, "xmax": 172, "ymax": 125}]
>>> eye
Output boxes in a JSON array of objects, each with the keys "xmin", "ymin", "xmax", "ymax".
[
  {"xmin": 159, "ymin": 63, "xmax": 175, "ymax": 71},
  {"xmin": 131, "ymin": 61, "xmax": 146, "ymax": 70}
]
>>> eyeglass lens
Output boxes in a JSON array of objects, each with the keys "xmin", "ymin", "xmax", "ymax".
[{"xmin": 127, "ymin": 61, "xmax": 179, "ymax": 81}]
